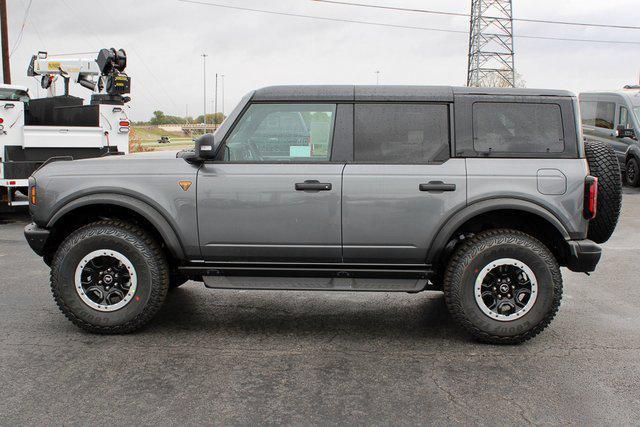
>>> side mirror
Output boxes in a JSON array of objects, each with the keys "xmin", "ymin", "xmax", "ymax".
[
  {"xmin": 616, "ymin": 125, "xmax": 635, "ymax": 139},
  {"xmin": 194, "ymin": 133, "xmax": 222, "ymax": 160}
]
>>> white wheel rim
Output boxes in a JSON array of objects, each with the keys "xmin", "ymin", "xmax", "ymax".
[
  {"xmin": 474, "ymin": 258, "xmax": 538, "ymax": 322},
  {"xmin": 74, "ymin": 249, "xmax": 138, "ymax": 312}
]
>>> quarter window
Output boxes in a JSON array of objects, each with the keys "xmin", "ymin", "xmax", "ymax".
[
  {"xmin": 223, "ymin": 103, "xmax": 336, "ymax": 162},
  {"xmin": 354, "ymin": 104, "xmax": 449, "ymax": 163},
  {"xmin": 473, "ymin": 102, "xmax": 564, "ymax": 153}
]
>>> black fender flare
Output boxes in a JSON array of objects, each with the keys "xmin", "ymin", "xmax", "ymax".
[
  {"xmin": 426, "ymin": 198, "xmax": 571, "ymax": 265},
  {"xmin": 46, "ymin": 193, "xmax": 186, "ymax": 260},
  {"xmin": 625, "ymin": 144, "xmax": 640, "ymax": 164}
]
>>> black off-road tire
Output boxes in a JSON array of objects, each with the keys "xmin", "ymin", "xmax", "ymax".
[
  {"xmin": 443, "ymin": 229, "xmax": 562, "ymax": 345},
  {"xmin": 584, "ymin": 139, "xmax": 622, "ymax": 243},
  {"xmin": 626, "ymin": 156, "xmax": 640, "ymax": 187},
  {"xmin": 50, "ymin": 220, "xmax": 169, "ymax": 334}
]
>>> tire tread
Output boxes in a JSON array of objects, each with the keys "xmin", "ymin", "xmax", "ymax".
[
  {"xmin": 50, "ymin": 219, "xmax": 169, "ymax": 334},
  {"xmin": 443, "ymin": 229, "xmax": 563, "ymax": 345}
]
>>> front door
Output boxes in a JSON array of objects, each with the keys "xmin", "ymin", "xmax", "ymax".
[{"xmin": 197, "ymin": 103, "xmax": 343, "ymax": 262}]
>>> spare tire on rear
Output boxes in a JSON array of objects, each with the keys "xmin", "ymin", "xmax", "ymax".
[{"xmin": 584, "ymin": 139, "xmax": 622, "ymax": 244}]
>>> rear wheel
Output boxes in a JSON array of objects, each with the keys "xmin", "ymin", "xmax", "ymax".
[
  {"xmin": 444, "ymin": 229, "xmax": 562, "ymax": 344},
  {"xmin": 626, "ymin": 157, "xmax": 640, "ymax": 187},
  {"xmin": 50, "ymin": 220, "xmax": 169, "ymax": 334}
]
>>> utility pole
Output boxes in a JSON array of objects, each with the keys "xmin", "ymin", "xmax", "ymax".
[
  {"xmin": 201, "ymin": 53, "xmax": 207, "ymax": 125},
  {"xmin": 214, "ymin": 73, "xmax": 218, "ymax": 127},
  {"xmin": 221, "ymin": 74, "xmax": 225, "ymax": 117},
  {"xmin": 375, "ymin": 70, "xmax": 380, "ymax": 85},
  {"xmin": 0, "ymin": 0, "xmax": 11, "ymax": 84}
]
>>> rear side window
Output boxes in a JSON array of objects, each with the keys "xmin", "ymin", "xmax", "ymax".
[
  {"xmin": 580, "ymin": 100, "xmax": 615, "ymax": 129},
  {"xmin": 354, "ymin": 104, "xmax": 449, "ymax": 163},
  {"xmin": 473, "ymin": 102, "xmax": 564, "ymax": 154}
]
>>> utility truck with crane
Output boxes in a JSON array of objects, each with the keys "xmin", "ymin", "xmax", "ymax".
[{"xmin": 0, "ymin": 48, "xmax": 132, "ymax": 209}]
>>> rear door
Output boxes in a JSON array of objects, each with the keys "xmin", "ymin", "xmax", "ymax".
[
  {"xmin": 342, "ymin": 103, "xmax": 467, "ymax": 264},
  {"xmin": 197, "ymin": 102, "xmax": 345, "ymax": 262}
]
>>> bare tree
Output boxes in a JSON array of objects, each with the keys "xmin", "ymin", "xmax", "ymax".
[{"xmin": 479, "ymin": 71, "xmax": 527, "ymax": 88}]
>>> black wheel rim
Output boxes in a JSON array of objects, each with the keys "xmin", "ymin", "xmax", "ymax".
[
  {"xmin": 75, "ymin": 250, "xmax": 137, "ymax": 312},
  {"xmin": 475, "ymin": 258, "xmax": 538, "ymax": 321},
  {"xmin": 628, "ymin": 161, "xmax": 637, "ymax": 184}
]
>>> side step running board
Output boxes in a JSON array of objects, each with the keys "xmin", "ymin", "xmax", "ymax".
[
  {"xmin": 202, "ymin": 275, "xmax": 429, "ymax": 292},
  {"xmin": 178, "ymin": 264, "xmax": 435, "ymax": 292}
]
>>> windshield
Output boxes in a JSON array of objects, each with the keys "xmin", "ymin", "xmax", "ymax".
[{"xmin": 0, "ymin": 88, "xmax": 29, "ymax": 102}]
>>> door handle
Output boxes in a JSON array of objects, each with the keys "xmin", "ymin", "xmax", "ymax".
[
  {"xmin": 419, "ymin": 181, "xmax": 456, "ymax": 192},
  {"xmin": 295, "ymin": 180, "xmax": 332, "ymax": 191}
]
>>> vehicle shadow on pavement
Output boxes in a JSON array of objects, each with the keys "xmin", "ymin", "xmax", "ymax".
[{"xmin": 150, "ymin": 286, "xmax": 469, "ymax": 343}]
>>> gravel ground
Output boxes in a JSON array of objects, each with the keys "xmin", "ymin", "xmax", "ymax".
[{"xmin": 1, "ymin": 188, "xmax": 639, "ymax": 425}]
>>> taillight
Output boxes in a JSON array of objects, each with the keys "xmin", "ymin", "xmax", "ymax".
[
  {"xmin": 0, "ymin": 117, "xmax": 4, "ymax": 124},
  {"xmin": 583, "ymin": 176, "xmax": 598, "ymax": 220},
  {"xmin": 118, "ymin": 120, "xmax": 130, "ymax": 134}
]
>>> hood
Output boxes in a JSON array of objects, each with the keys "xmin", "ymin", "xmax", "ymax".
[{"xmin": 33, "ymin": 150, "xmax": 195, "ymax": 180}]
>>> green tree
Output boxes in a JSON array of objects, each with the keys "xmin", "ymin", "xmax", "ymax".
[{"xmin": 194, "ymin": 112, "xmax": 226, "ymax": 125}]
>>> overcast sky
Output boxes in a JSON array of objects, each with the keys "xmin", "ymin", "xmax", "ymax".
[{"xmin": 3, "ymin": 0, "xmax": 639, "ymax": 121}]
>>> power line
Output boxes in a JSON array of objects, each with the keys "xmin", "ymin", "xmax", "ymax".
[
  {"xmin": 58, "ymin": 0, "xmax": 167, "ymax": 109},
  {"xmin": 312, "ymin": 0, "xmax": 640, "ymax": 31},
  {"xmin": 177, "ymin": 0, "xmax": 640, "ymax": 46},
  {"xmin": 9, "ymin": 0, "xmax": 33, "ymax": 57}
]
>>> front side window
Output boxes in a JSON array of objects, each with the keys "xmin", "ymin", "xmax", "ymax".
[
  {"xmin": 620, "ymin": 106, "xmax": 630, "ymax": 128},
  {"xmin": 0, "ymin": 88, "xmax": 29, "ymax": 102},
  {"xmin": 223, "ymin": 103, "xmax": 336, "ymax": 162},
  {"xmin": 354, "ymin": 104, "xmax": 449, "ymax": 163},
  {"xmin": 473, "ymin": 102, "xmax": 564, "ymax": 153}
]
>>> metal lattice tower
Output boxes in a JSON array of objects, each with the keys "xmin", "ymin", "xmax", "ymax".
[{"xmin": 467, "ymin": 0, "xmax": 515, "ymax": 87}]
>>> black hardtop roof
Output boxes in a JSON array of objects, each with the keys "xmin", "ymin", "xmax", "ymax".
[{"xmin": 251, "ymin": 85, "xmax": 575, "ymax": 102}]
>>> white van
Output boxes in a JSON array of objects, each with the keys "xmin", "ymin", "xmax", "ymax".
[{"xmin": 579, "ymin": 86, "xmax": 640, "ymax": 186}]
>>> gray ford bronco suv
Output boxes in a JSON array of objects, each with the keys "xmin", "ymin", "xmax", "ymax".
[{"xmin": 24, "ymin": 86, "xmax": 622, "ymax": 344}]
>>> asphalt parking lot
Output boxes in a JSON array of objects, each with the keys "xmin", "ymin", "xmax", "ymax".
[{"xmin": 1, "ymin": 189, "xmax": 639, "ymax": 425}]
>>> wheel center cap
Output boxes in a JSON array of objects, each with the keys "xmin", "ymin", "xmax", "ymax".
[
  {"xmin": 499, "ymin": 284, "xmax": 509, "ymax": 293},
  {"xmin": 103, "ymin": 275, "xmax": 113, "ymax": 285}
]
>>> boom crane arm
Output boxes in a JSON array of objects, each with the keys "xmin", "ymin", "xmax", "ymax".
[{"xmin": 27, "ymin": 48, "xmax": 131, "ymax": 102}]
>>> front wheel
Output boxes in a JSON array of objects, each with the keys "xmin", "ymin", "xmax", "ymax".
[
  {"xmin": 444, "ymin": 229, "xmax": 562, "ymax": 344},
  {"xmin": 50, "ymin": 220, "xmax": 169, "ymax": 334},
  {"xmin": 626, "ymin": 157, "xmax": 640, "ymax": 187}
]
